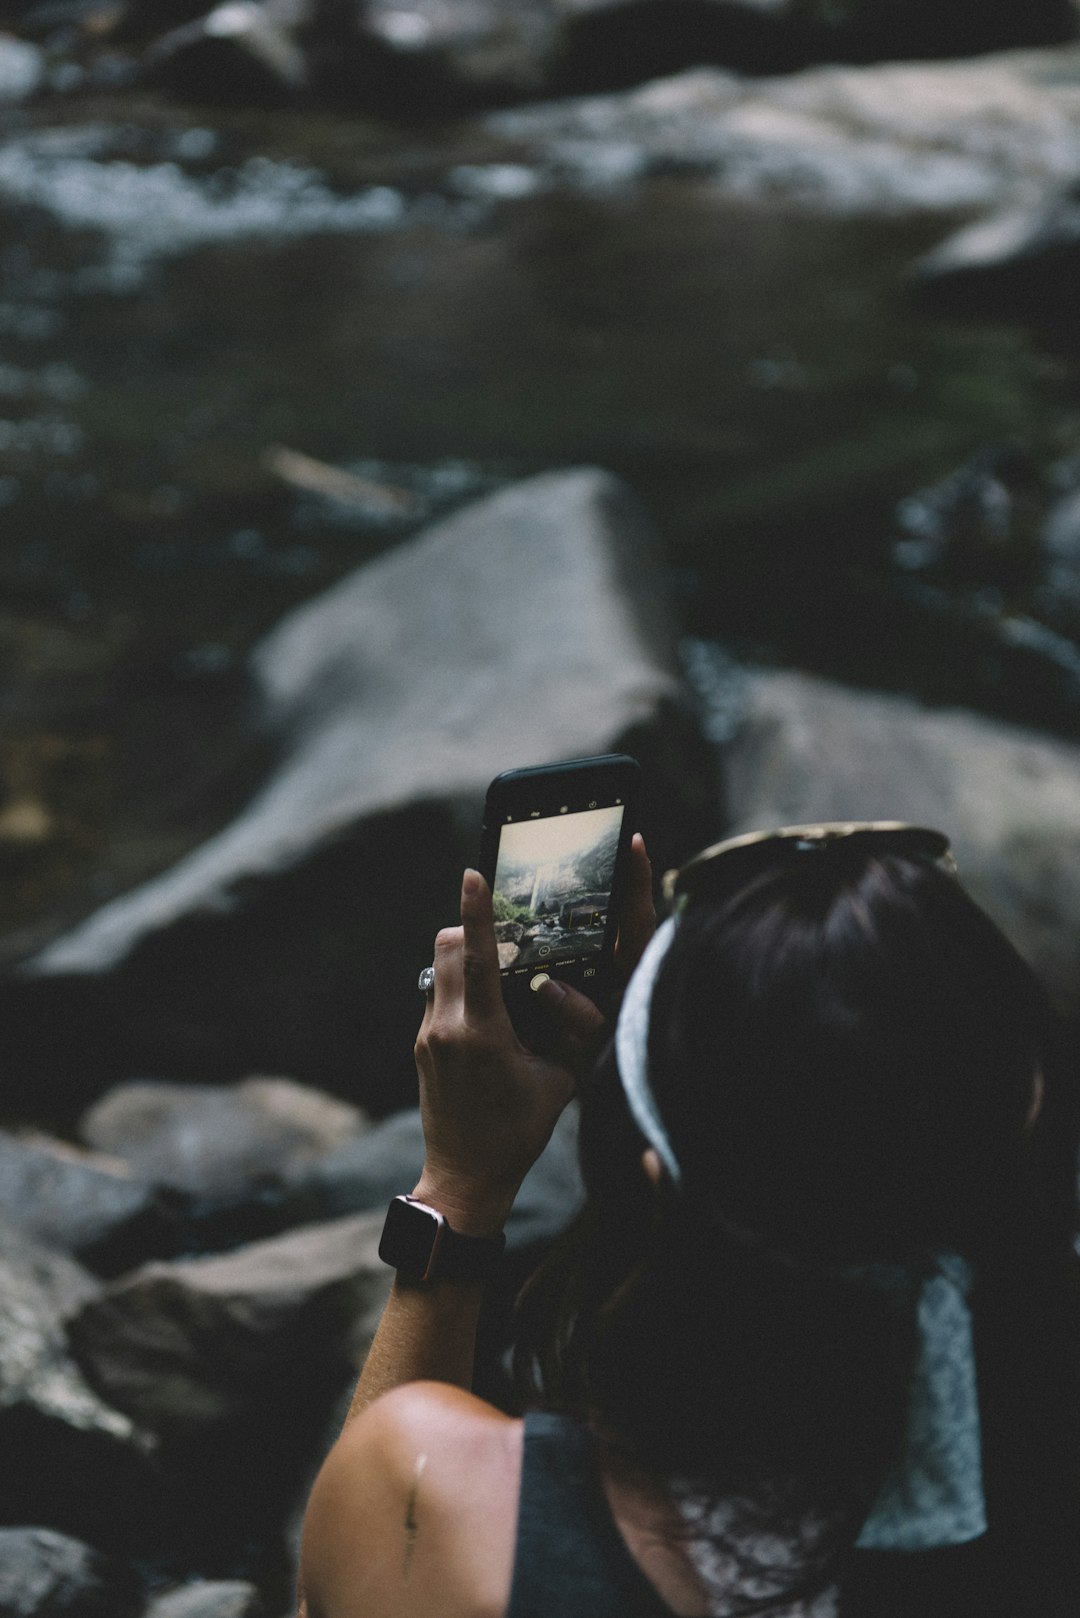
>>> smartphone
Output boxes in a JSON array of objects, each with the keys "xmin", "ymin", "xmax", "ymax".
[{"xmin": 478, "ymin": 753, "xmax": 641, "ymax": 1039}]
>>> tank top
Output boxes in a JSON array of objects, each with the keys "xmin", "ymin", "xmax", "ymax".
[
  {"xmin": 501, "ymin": 1412, "xmax": 1015, "ymax": 1618},
  {"xmin": 505, "ymin": 1411, "xmax": 679, "ymax": 1617}
]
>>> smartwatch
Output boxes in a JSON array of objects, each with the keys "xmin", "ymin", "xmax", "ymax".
[{"xmin": 378, "ymin": 1195, "xmax": 506, "ymax": 1283}]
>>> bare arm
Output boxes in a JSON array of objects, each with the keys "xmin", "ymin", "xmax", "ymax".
[{"xmin": 300, "ymin": 841, "xmax": 654, "ymax": 1614}]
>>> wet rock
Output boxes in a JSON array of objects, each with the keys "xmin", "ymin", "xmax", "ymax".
[
  {"xmin": 68, "ymin": 1209, "xmax": 390, "ymax": 1445},
  {"xmin": 10, "ymin": 469, "xmax": 716, "ymax": 1113},
  {"xmin": 0, "ymin": 34, "xmax": 44, "ymax": 101},
  {"xmin": 145, "ymin": 1580, "xmax": 264, "ymax": 1618},
  {"xmin": 487, "ymin": 46, "xmax": 1080, "ymax": 214},
  {"xmin": 0, "ymin": 1130, "xmax": 181, "ymax": 1278},
  {"xmin": 80, "ymin": 1076, "xmax": 366, "ymax": 1201},
  {"xmin": 892, "ymin": 442, "xmax": 1042, "ymax": 587},
  {"xmin": 0, "ymin": 1220, "xmax": 161, "ymax": 1550},
  {"xmin": 723, "ymin": 667, "xmax": 1080, "ymax": 1017},
  {"xmin": 912, "ymin": 184, "xmax": 1080, "ymax": 315},
  {"xmin": 143, "ymin": 1, "xmax": 309, "ymax": 104},
  {"xmin": 349, "ymin": 0, "xmax": 560, "ymax": 108},
  {"xmin": 0, "ymin": 1527, "xmax": 141, "ymax": 1618}
]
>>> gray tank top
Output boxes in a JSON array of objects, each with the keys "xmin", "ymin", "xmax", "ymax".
[{"xmin": 505, "ymin": 1411, "xmax": 678, "ymax": 1618}]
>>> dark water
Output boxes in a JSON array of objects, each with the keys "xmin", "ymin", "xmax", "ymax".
[{"xmin": 0, "ymin": 92, "xmax": 1077, "ymax": 948}]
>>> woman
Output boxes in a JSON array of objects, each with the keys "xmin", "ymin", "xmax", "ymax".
[{"xmin": 299, "ymin": 824, "xmax": 1080, "ymax": 1617}]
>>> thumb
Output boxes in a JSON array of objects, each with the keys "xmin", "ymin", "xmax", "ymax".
[{"xmin": 536, "ymin": 978, "xmax": 606, "ymax": 1070}]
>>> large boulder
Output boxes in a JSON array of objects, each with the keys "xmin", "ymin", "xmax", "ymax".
[
  {"xmin": 80, "ymin": 1076, "xmax": 366, "ymax": 1201},
  {"xmin": 486, "ymin": 45, "xmax": 1080, "ymax": 215},
  {"xmin": 3, "ymin": 469, "xmax": 717, "ymax": 1115},
  {"xmin": 0, "ymin": 1220, "xmax": 162, "ymax": 1552},
  {"xmin": 67, "ymin": 1210, "xmax": 391, "ymax": 1565},
  {"xmin": 68, "ymin": 1209, "xmax": 390, "ymax": 1443},
  {"xmin": 722, "ymin": 667, "xmax": 1080, "ymax": 1016},
  {"xmin": 0, "ymin": 1130, "xmax": 182, "ymax": 1278}
]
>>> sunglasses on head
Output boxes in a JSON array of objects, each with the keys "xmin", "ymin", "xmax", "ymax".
[{"xmin": 662, "ymin": 821, "xmax": 956, "ymax": 910}]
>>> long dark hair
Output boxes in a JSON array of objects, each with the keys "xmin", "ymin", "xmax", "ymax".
[{"xmin": 513, "ymin": 849, "xmax": 1080, "ymax": 1614}]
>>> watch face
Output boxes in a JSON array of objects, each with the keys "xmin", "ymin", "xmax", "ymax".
[{"xmin": 379, "ymin": 1196, "xmax": 444, "ymax": 1280}]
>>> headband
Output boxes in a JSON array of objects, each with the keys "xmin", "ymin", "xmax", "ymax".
[{"xmin": 613, "ymin": 917, "xmax": 986, "ymax": 1552}]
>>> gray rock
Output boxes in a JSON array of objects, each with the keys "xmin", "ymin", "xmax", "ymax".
[
  {"xmin": 68, "ymin": 1209, "xmax": 391, "ymax": 1444},
  {"xmin": 487, "ymin": 46, "xmax": 1080, "ymax": 214},
  {"xmin": 0, "ymin": 1220, "xmax": 160, "ymax": 1549},
  {"xmin": 80, "ymin": 1077, "xmax": 366, "ymax": 1201},
  {"xmin": 142, "ymin": 1, "xmax": 309, "ymax": 103},
  {"xmin": 0, "ymin": 1527, "xmax": 140, "ymax": 1618},
  {"xmin": 0, "ymin": 36, "xmax": 44, "ymax": 103},
  {"xmin": 11, "ymin": 470, "xmax": 715, "ymax": 1112},
  {"xmin": 144, "ymin": 1580, "xmax": 264, "ymax": 1618},
  {"xmin": 290, "ymin": 1100, "xmax": 584, "ymax": 1249},
  {"xmin": 358, "ymin": 0, "xmax": 560, "ymax": 103},
  {"xmin": 912, "ymin": 185, "xmax": 1080, "ymax": 312},
  {"xmin": 0, "ymin": 1130, "xmax": 180, "ymax": 1278},
  {"xmin": 723, "ymin": 667, "xmax": 1080, "ymax": 1016}
]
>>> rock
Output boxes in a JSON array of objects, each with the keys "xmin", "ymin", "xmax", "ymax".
[
  {"xmin": 68, "ymin": 1209, "xmax": 390, "ymax": 1445},
  {"xmin": 0, "ymin": 1130, "xmax": 182, "ymax": 1278},
  {"xmin": 350, "ymin": 0, "xmax": 560, "ymax": 107},
  {"xmin": 722, "ymin": 667, "xmax": 1080, "ymax": 1016},
  {"xmin": 80, "ymin": 1076, "xmax": 366, "ymax": 1201},
  {"xmin": 0, "ymin": 1220, "xmax": 161, "ymax": 1551},
  {"xmin": 142, "ymin": 1, "xmax": 309, "ymax": 104},
  {"xmin": 0, "ymin": 35, "xmax": 44, "ymax": 102},
  {"xmin": 68, "ymin": 1210, "xmax": 391, "ymax": 1568},
  {"xmin": 8, "ymin": 470, "xmax": 717, "ymax": 1114},
  {"xmin": 912, "ymin": 184, "xmax": 1080, "ymax": 314},
  {"xmin": 287, "ymin": 1099, "xmax": 584, "ymax": 1250},
  {"xmin": 0, "ymin": 1527, "xmax": 141, "ymax": 1618},
  {"xmin": 487, "ymin": 46, "xmax": 1080, "ymax": 214},
  {"xmin": 891, "ymin": 442, "xmax": 1041, "ymax": 586},
  {"xmin": 144, "ymin": 1580, "xmax": 264, "ymax": 1618}
]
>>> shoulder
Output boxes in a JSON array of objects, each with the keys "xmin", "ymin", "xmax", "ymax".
[{"xmin": 301, "ymin": 1384, "xmax": 523, "ymax": 1618}]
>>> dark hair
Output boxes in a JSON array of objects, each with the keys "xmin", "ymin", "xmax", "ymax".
[{"xmin": 514, "ymin": 849, "xmax": 1080, "ymax": 1614}]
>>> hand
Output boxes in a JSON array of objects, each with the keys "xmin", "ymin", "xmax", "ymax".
[
  {"xmin": 412, "ymin": 837, "xmax": 654, "ymax": 1236},
  {"xmin": 413, "ymin": 868, "xmax": 601, "ymax": 1235}
]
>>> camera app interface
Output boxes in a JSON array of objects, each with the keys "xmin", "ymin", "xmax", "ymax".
[{"xmin": 492, "ymin": 804, "xmax": 625, "ymax": 974}]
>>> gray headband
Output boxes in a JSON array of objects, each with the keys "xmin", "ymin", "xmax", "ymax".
[{"xmin": 613, "ymin": 918, "xmax": 986, "ymax": 1552}]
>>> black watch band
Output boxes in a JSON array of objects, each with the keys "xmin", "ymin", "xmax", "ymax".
[{"xmin": 378, "ymin": 1195, "xmax": 506, "ymax": 1283}]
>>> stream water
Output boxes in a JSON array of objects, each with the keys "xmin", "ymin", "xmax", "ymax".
[{"xmin": 1, "ymin": 87, "xmax": 1078, "ymax": 949}]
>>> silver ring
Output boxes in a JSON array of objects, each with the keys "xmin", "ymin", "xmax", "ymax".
[{"xmin": 418, "ymin": 965, "xmax": 436, "ymax": 995}]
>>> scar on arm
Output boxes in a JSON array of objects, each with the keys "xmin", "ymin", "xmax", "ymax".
[{"xmin": 403, "ymin": 1453, "xmax": 428, "ymax": 1580}]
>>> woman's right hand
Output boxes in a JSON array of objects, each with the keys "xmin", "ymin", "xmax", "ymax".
[{"xmin": 411, "ymin": 835, "xmax": 653, "ymax": 1235}]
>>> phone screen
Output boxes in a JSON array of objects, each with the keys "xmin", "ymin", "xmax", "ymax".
[{"xmin": 492, "ymin": 800, "xmax": 626, "ymax": 983}]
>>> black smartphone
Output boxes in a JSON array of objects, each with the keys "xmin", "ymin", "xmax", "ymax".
[{"xmin": 478, "ymin": 753, "xmax": 641, "ymax": 1039}]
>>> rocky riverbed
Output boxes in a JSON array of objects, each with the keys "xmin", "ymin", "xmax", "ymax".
[{"xmin": 6, "ymin": 3, "xmax": 1080, "ymax": 1613}]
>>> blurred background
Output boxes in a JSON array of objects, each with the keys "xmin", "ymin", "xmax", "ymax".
[
  {"xmin": 3, "ymin": 0, "xmax": 1080, "ymax": 978},
  {"xmin": 5, "ymin": 3, "xmax": 1080, "ymax": 1612}
]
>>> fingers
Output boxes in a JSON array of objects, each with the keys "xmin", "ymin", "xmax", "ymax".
[
  {"xmin": 537, "ymin": 978, "xmax": 606, "ymax": 1075},
  {"xmin": 615, "ymin": 833, "xmax": 656, "ymax": 977},
  {"xmin": 459, "ymin": 868, "xmax": 506, "ymax": 1022}
]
